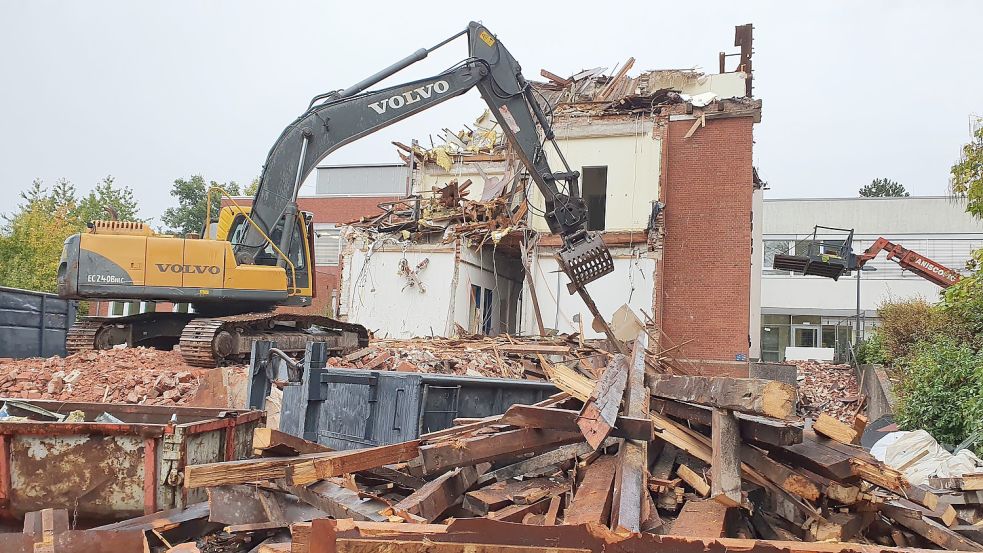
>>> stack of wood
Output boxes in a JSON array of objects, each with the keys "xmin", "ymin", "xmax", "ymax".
[{"xmin": 108, "ymin": 333, "xmax": 982, "ymax": 552}]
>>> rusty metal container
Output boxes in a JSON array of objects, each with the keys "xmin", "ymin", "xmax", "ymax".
[{"xmin": 0, "ymin": 399, "xmax": 263, "ymax": 522}]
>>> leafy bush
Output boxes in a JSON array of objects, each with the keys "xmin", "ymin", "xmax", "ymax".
[
  {"xmin": 940, "ymin": 255, "xmax": 983, "ymax": 346},
  {"xmin": 855, "ymin": 333, "xmax": 888, "ymax": 365},
  {"xmin": 876, "ymin": 299, "xmax": 963, "ymax": 362},
  {"xmin": 894, "ymin": 339, "xmax": 983, "ymax": 454}
]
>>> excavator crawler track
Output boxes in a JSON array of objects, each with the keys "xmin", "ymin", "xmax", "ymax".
[
  {"xmin": 178, "ymin": 313, "xmax": 369, "ymax": 368},
  {"xmin": 65, "ymin": 320, "xmax": 103, "ymax": 355}
]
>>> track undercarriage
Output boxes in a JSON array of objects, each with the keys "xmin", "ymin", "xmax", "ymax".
[{"xmin": 66, "ymin": 312, "xmax": 368, "ymax": 368}]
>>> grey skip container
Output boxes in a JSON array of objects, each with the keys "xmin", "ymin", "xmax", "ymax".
[
  {"xmin": 247, "ymin": 341, "xmax": 558, "ymax": 450},
  {"xmin": 0, "ymin": 286, "xmax": 77, "ymax": 358}
]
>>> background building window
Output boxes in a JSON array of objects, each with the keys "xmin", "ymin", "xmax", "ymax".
[
  {"xmin": 763, "ymin": 240, "xmax": 791, "ymax": 274},
  {"xmin": 314, "ymin": 224, "xmax": 342, "ymax": 266}
]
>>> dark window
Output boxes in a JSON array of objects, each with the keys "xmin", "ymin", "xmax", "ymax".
[{"xmin": 582, "ymin": 166, "xmax": 607, "ymax": 231}]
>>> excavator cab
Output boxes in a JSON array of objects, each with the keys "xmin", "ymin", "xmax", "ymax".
[{"xmin": 217, "ymin": 206, "xmax": 314, "ymax": 297}]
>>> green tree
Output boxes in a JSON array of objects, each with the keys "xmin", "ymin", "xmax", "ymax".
[
  {"xmin": 951, "ymin": 124, "xmax": 983, "ymax": 217},
  {"xmin": 244, "ymin": 176, "xmax": 260, "ymax": 196},
  {"xmin": 0, "ymin": 189, "xmax": 78, "ymax": 292},
  {"xmin": 160, "ymin": 175, "xmax": 241, "ymax": 235},
  {"xmin": 0, "ymin": 177, "xmax": 142, "ymax": 293},
  {"xmin": 859, "ymin": 178, "xmax": 909, "ymax": 198},
  {"xmin": 74, "ymin": 175, "xmax": 141, "ymax": 224}
]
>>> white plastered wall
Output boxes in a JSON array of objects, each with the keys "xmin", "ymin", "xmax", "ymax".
[
  {"xmin": 529, "ymin": 119, "xmax": 660, "ymax": 233},
  {"xmin": 519, "ymin": 246, "xmax": 657, "ymax": 338}
]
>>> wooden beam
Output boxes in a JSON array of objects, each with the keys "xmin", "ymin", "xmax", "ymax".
[
  {"xmin": 650, "ymin": 398, "xmax": 802, "ymax": 446},
  {"xmin": 540, "ymin": 69, "xmax": 571, "ymax": 86},
  {"xmin": 184, "ymin": 452, "xmax": 340, "ymax": 489},
  {"xmin": 811, "ymin": 512, "xmax": 873, "ymax": 542},
  {"xmin": 393, "ymin": 466, "xmax": 484, "ymax": 523},
  {"xmin": 487, "ymin": 483, "xmax": 570, "ymax": 522},
  {"xmin": 463, "ymin": 477, "xmax": 561, "ymax": 516},
  {"xmin": 882, "ymin": 503, "xmax": 983, "ymax": 551},
  {"xmin": 739, "ymin": 444, "xmax": 821, "ymax": 502},
  {"xmin": 419, "ymin": 428, "xmax": 582, "ymax": 475},
  {"xmin": 611, "ymin": 334, "xmax": 649, "ymax": 534},
  {"xmin": 253, "ymin": 427, "xmax": 332, "ymax": 456},
  {"xmin": 499, "ymin": 405, "xmax": 651, "ymax": 441},
  {"xmin": 677, "ymin": 463, "xmax": 710, "ymax": 497},
  {"xmin": 563, "ymin": 455, "xmax": 618, "ymax": 526},
  {"xmin": 578, "ymin": 354, "xmax": 629, "ymax": 449},
  {"xmin": 671, "ymin": 499, "xmax": 739, "ymax": 538},
  {"xmin": 711, "ymin": 408, "xmax": 742, "ymax": 506},
  {"xmin": 277, "ymin": 479, "xmax": 389, "ymax": 522},
  {"xmin": 649, "ymin": 375, "xmax": 795, "ymax": 420},
  {"xmin": 206, "ymin": 485, "xmax": 325, "ymax": 526},
  {"xmin": 286, "ymin": 440, "xmax": 422, "ymax": 486},
  {"xmin": 474, "ymin": 441, "xmax": 601, "ymax": 487},
  {"xmin": 813, "ymin": 413, "xmax": 860, "ymax": 445}
]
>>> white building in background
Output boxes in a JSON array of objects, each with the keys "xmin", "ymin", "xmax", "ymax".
[{"xmin": 760, "ymin": 196, "xmax": 983, "ymax": 362}]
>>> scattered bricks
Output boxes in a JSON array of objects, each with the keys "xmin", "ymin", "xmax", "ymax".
[
  {"xmin": 161, "ymin": 389, "xmax": 179, "ymax": 401},
  {"xmin": 362, "ymin": 352, "xmax": 393, "ymax": 370},
  {"xmin": 176, "ymin": 371, "xmax": 195, "ymax": 383},
  {"xmin": 394, "ymin": 361, "xmax": 418, "ymax": 373},
  {"xmin": 126, "ymin": 391, "xmax": 140, "ymax": 404},
  {"xmin": 47, "ymin": 374, "xmax": 65, "ymax": 395}
]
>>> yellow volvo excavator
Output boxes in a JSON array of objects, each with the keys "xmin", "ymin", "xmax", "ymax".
[{"xmin": 57, "ymin": 22, "xmax": 614, "ymax": 367}]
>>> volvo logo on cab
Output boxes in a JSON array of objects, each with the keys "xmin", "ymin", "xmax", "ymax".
[
  {"xmin": 155, "ymin": 264, "xmax": 221, "ymax": 275},
  {"xmin": 367, "ymin": 81, "xmax": 450, "ymax": 115}
]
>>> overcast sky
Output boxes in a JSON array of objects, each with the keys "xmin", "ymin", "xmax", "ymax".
[{"xmin": 1, "ymin": 1, "xmax": 980, "ymax": 223}]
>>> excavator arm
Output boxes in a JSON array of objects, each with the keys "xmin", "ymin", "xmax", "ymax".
[
  {"xmin": 856, "ymin": 238, "xmax": 962, "ymax": 288},
  {"xmin": 237, "ymin": 21, "xmax": 613, "ymax": 289}
]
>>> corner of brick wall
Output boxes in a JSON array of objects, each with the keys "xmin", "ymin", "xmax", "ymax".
[{"xmin": 656, "ymin": 116, "xmax": 755, "ymax": 376}]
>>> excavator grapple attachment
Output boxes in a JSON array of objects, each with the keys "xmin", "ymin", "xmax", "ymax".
[{"xmin": 559, "ymin": 231, "xmax": 615, "ymax": 291}]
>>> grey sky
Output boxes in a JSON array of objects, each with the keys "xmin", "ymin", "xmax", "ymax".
[{"xmin": 1, "ymin": 1, "xmax": 980, "ymax": 224}]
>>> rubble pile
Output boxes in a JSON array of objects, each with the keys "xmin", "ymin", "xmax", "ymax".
[
  {"xmin": 0, "ymin": 347, "xmax": 234, "ymax": 405},
  {"xmin": 112, "ymin": 335, "xmax": 982, "ymax": 553},
  {"xmin": 796, "ymin": 361, "xmax": 862, "ymax": 422},
  {"xmin": 326, "ymin": 335, "xmax": 604, "ymax": 380}
]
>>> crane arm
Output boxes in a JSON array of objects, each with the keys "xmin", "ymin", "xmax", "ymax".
[
  {"xmin": 236, "ymin": 22, "xmax": 612, "ymax": 288},
  {"xmin": 856, "ymin": 237, "xmax": 962, "ymax": 288}
]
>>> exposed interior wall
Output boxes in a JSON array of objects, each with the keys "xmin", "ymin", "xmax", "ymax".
[
  {"xmin": 339, "ymin": 241, "xmax": 522, "ymax": 339},
  {"xmin": 520, "ymin": 247, "xmax": 657, "ymax": 338},
  {"xmin": 529, "ymin": 120, "xmax": 660, "ymax": 233},
  {"xmin": 341, "ymin": 243, "xmax": 459, "ymax": 338},
  {"xmin": 412, "ymin": 160, "xmax": 506, "ymax": 201},
  {"xmin": 455, "ymin": 246, "xmax": 523, "ymax": 336},
  {"xmin": 657, "ymin": 115, "xmax": 755, "ymax": 377},
  {"xmin": 646, "ymin": 71, "xmax": 748, "ymax": 99}
]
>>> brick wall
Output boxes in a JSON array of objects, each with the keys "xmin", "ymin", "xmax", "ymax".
[{"xmin": 657, "ymin": 116, "xmax": 755, "ymax": 377}]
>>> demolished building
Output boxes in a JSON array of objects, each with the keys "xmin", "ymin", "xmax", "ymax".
[{"xmin": 338, "ymin": 25, "xmax": 763, "ymax": 377}]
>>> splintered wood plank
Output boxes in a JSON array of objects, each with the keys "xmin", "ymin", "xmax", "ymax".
[
  {"xmin": 474, "ymin": 441, "xmax": 599, "ymax": 487},
  {"xmin": 463, "ymin": 478, "xmax": 560, "ymax": 516},
  {"xmin": 881, "ymin": 503, "xmax": 983, "ymax": 551},
  {"xmin": 811, "ymin": 512, "xmax": 872, "ymax": 542},
  {"xmin": 771, "ymin": 437, "xmax": 856, "ymax": 482},
  {"xmin": 711, "ymin": 408, "xmax": 742, "ymax": 506},
  {"xmin": 563, "ymin": 455, "xmax": 618, "ymax": 526},
  {"xmin": 649, "ymin": 375, "xmax": 795, "ymax": 419},
  {"xmin": 813, "ymin": 413, "xmax": 860, "ymax": 444},
  {"xmin": 499, "ymin": 405, "xmax": 651, "ymax": 441},
  {"xmin": 184, "ymin": 452, "xmax": 341, "ymax": 489},
  {"xmin": 277, "ymin": 479, "xmax": 388, "ymax": 522},
  {"xmin": 253, "ymin": 428, "xmax": 332, "ymax": 456},
  {"xmin": 670, "ymin": 499, "xmax": 739, "ymax": 538},
  {"xmin": 650, "ymin": 443, "xmax": 678, "ymax": 480},
  {"xmin": 540, "ymin": 357, "xmax": 594, "ymax": 401},
  {"xmin": 739, "ymin": 444, "xmax": 821, "ymax": 502},
  {"xmin": 487, "ymin": 483, "xmax": 570, "ymax": 522},
  {"xmin": 286, "ymin": 440, "xmax": 421, "ymax": 486},
  {"xmin": 650, "ymin": 398, "xmax": 803, "ymax": 446},
  {"xmin": 577, "ymin": 354, "xmax": 629, "ymax": 449},
  {"xmin": 418, "ymin": 428, "xmax": 582, "ymax": 475},
  {"xmin": 394, "ymin": 465, "xmax": 484, "ymax": 523},
  {"xmin": 677, "ymin": 464, "xmax": 710, "ymax": 497},
  {"xmin": 611, "ymin": 333, "xmax": 649, "ymax": 534}
]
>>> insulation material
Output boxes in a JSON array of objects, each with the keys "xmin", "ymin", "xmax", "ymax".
[{"xmin": 872, "ymin": 430, "xmax": 983, "ymax": 485}]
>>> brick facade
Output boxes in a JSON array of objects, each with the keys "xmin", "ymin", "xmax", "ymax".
[{"xmin": 656, "ymin": 116, "xmax": 755, "ymax": 377}]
